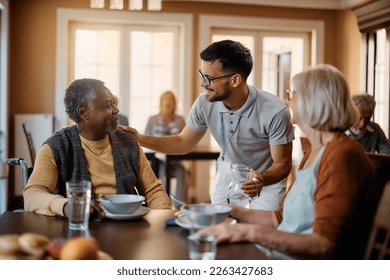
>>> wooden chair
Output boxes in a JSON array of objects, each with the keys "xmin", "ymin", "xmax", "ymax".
[
  {"xmin": 365, "ymin": 181, "xmax": 390, "ymax": 259},
  {"xmin": 22, "ymin": 123, "xmax": 36, "ymax": 166}
]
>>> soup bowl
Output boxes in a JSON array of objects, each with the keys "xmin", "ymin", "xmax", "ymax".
[
  {"xmin": 99, "ymin": 194, "xmax": 145, "ymax": 214},
  {"xmin": 181, "ymin": 203, "xmax": 232, "ymax": 226}
]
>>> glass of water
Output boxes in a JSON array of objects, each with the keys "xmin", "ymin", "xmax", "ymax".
[
  {"xmin": 186, "ymin": 205, "xmax": 217, "ymax": 260},
  {"xmin": 66, "ymin": 180, "xmax": 92, "ymax": 230},
  {"xmin": 187, "ymin": 233, "xmax": 216, "ymax": 260}
]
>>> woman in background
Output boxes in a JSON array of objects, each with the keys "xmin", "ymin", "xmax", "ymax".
[
  {"xmin": 145, "ymin": 91, "xmax": 185, "ymax": 136},
  {"xmin": 145, "ymin": 91, "xmax": 187, "ymax": 207}
]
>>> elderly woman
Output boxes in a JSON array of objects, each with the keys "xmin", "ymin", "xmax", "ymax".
[
  {"xmin": 24, "ymin": 78, "xmax": 171, "ymax": 217},
  {"xmin": 144, "ymin": 90, "xmax": 186, "ymax": 136},
  {"xmin": 200, "ymin": 64, "xmax": 376, "ymax": 259},
  {"xmin": 346, "ymin": 93, "xmax": 390, "ymax": 154}
]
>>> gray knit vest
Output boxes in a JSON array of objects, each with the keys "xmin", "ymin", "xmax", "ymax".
[{"xmin": 45, "ymin": 125, "xmax": 139, "ymax": 197}]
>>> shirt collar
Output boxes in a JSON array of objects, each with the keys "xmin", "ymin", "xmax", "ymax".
[{"xmin": 218, "ymin": 85, "xmax": 256, "ymax": 118}]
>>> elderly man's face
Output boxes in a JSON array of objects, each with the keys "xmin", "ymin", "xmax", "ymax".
[
  {"xmin": 350, "ymin": 108, "xmax": 373, "ymax": 136},
  {"xmin": 83, "ymin": 85, "xmax": 119, "ymax": 139}
]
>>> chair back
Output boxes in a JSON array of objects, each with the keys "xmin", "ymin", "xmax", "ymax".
[
  {"xmin": 366, "ymin": 152, "xmax": 390, "ymax": 198},
  {"xmin": 22, "ymin": 123, "xmax": 36, "ymax": 166},
  {"xmin": 365, "ymin": 181, "xmax": 390, "ymax": 259}
]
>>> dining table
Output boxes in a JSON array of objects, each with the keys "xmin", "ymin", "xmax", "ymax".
[
  {"xmin": 0, "ymin": 209, "xmax": 269, "ymax": 260},
  {"xmin": 145, "ymin": 146, "xmax": 221, "ymax": 197}
]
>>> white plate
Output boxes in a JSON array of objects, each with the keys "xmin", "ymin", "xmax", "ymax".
[
  {"xmin": 103, "ymin": 206, "xmax": 150, "ymax": 220},
  {"xmin": 175, "ymin": 216, "xmax": 237, "ymax": 230}
]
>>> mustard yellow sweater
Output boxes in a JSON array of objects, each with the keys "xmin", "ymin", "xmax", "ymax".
[{"xmin": 24, "ymin": 134, "xmax": 172, "ymax": 216}]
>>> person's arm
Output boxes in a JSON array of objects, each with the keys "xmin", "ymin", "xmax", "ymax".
[
  {"xmin": 242, "ymin": 105, "xmax": 294, "ymax": 194},
  {"xmin": 23, "ymin": 144, "xmax": 67, "ymax": 216},
  {"xmin": 120, "ymin": 125, "xmax": 206, "ymax": 154},
  {"xmin": 228, "ymin": 204, "xmax": 276, "ymax": 227},
  {"xmin": 136, "ymin": 144, "xmax": 172, "ymax": 209},
  {"xmin": 261, "ymin": 142, "xmax": 292, "ymax": 185},
  {"xmin": 242, "ymin": 142, "xmax": 292, "ymax": 196},
  {"xmin": 374, "ymin": 124, "xmax": 390, "ymax": 154},
  {"xmin": 201, "ymin": 166, "xmax": 337, "ymax": 260},
  {"xmin": 200, "ymin": 223, "xmax": 333, "ymax": 259}
]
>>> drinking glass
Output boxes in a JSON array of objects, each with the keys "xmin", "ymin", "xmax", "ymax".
[
  {"xmin": 66, "ymin": 180, "xmax": 92, "ymax": 230},
  {"xmin": 187, "ymin": 233, "xmax": 216, "ymax": 260},
  {"xmin": 186, "ymin": 205, "xmax": 217, "ymax": 260},
  {"xmin": 227, "ymin": 163, "xmax": 259, "ymax": 208}
]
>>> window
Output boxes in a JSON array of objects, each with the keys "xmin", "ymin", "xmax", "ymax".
[
  {"xmin": 199, "ymin": 14, "xmax": 324, "ymax": 96},
  {"xmin": 0, "ymin": 0, "xmax": 8, "ymax": 160},
  {"xmin": 362, "ymin": 28, "xmax": 390, "ymax": 138},
  {"xmin": 353, "ymin": 0, "xmax": 390, "ymax": 138},
  {"xmin": 207, "ymin": 22, "xmax": 317, "ymax": 102},
  {"xmin": 56, "ymin": 9, "xmax": 193, "ymax": 131},
  {"xmin": 70, "ymin": 22, "xmax": 179, "ymax": 131},
  {"xmin": 0, "ymin": 0, "xmax": 9, "ymax": 214}
]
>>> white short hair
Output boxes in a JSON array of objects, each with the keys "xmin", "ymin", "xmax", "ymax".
[{"xmin": 292, "ymin": 64, "xmax": 358, "ymax": 131}]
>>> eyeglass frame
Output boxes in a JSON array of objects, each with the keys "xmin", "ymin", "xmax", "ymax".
[
  {"xmin": 286, "ymin": 89, "xmax": 297, "ymax": 101},
  {"xmin": 198, "ymin": 69, "xmax": 237, "ymax": 86}
]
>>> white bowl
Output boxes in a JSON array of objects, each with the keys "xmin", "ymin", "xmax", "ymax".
[
  {"xmin": 181, "ymin": 203, "xmax": 232, "ymax": 226},
  {"xmin": 100, "ymin": 194, "xmax": 145, "ymax": 214}
]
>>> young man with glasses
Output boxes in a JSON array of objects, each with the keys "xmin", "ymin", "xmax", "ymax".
[{"xmin": 122, "ymin": 40, "xmax": 294, "ymax": 210}]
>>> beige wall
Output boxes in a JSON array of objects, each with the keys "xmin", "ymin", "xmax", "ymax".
[
  {"xmin": 336, "ymin": 9, "xmax": 362, "ymax": 95},
  {"xmin": 7, "ymin": 0, "xmax": 363, "ymax": 194}
]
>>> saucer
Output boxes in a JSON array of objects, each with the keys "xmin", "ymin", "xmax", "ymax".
[
  {"xmin": 103, "ymin": 206, "xmax": 150, "ymax": 220},
  {"xmin": 175, "ymin": 216, "xmax": 236, "ymax": 230}
]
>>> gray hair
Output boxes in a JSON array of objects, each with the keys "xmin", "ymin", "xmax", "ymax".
[
  {"xmin": 352, "ymin": 94, "xmax": 376, "ymax": 112},
  {"xmin": 292, "ymin": 64, "xmax": 358, "ymax": 131},
  {"xmin": 64, "ymin": 78, "xmax": 105, "ymax": 123}
]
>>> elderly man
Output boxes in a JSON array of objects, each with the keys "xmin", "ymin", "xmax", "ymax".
[
  {"xmin": 24, "ymin": 78, "xmax": 171, "ymax": 217},
  {"xmin": 346, "ymin": 93, "xmax": 390, "ymax": 154}
]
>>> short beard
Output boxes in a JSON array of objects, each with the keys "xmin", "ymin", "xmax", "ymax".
[
  {"xmin": 206, "ymin": 86, "xmax": 231, "ymax": 103},
  {"xmin": 107, "ymin": 121, "xmax": 118, "ymax": 134}
]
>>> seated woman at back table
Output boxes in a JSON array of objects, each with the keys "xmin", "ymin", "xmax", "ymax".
[
  {"xmin": 200, "ymin": 64, "xmax": 376, "ymax": 259},
  {"xmin": 24, "ymin": 78, "xmax": 171, "ymax": 217},
  {"xmin": 144, "ymin": 90, "xmax": 187, "ymax": 207}
]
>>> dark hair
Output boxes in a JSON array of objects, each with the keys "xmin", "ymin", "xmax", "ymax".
[
  {"xmin": 64, "ymin": 78, "xmax": 105, "ymax": 123},
  {"xmin": 200, "ymin": 40, "xmax": 253, "ymax": 79}
]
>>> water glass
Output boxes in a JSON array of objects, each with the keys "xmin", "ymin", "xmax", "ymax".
[
  {"xmin": 66, "ymin": 180, "xmax": 92, "ymax": 230},
  {"xmin": 186, "ymin": 206, "xmax": 217, "ymax": 260},
  {"xmin": 228, "ymin": 163, "xmax": 259, "ymax": 208},
  {"xmin": 188, "ymin": 233, "xmax": 216, "ymax": 260}
]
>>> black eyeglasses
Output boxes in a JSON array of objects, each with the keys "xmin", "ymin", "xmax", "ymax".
[
  {"xmin": 198, "ymin": 70, "xmax": 236, "ymax": 86},
  {"xmin": 286, "ymin": 89, "xmax": 297, "ymax": 101}
]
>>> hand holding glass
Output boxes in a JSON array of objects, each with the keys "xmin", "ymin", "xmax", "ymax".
[{"xmin": 227, "ymin": 163, "xmax": 260, "ymax": 208}]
